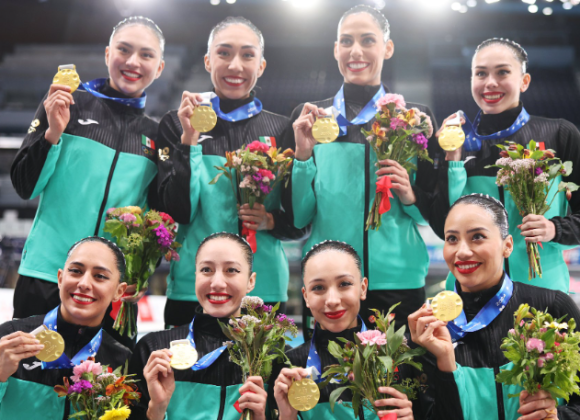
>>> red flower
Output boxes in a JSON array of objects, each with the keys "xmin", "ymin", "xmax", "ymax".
[
  {"xmin": 159, "ymin": 212, "xmax": 174, "ymax": 224},
  {"xmin": 247, "ymin": 141, "xmax": 269, "ymax": 153},
  {"xmin": 107, "ymin": 366, "xmax": 113, "ymax": 374},
  {"xmin": 499, "ymin": 150, "xmax": 509, "ymax": 158},
  {"xmin": 368, "ymin": 315, "xmax": 376, "ymax": 324}
]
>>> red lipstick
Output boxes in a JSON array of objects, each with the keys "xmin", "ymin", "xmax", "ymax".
[
  {"xmin": 482, "ymin": 92, "xmax": 505, "ymax": 104},
  {"xmin": 324, "ymin": 310, "xmax": 346, "ymax": 320},
  {"xmin": 71, "ymin": 293, "xmax": 96, "ymax": 305},
  {"xmin": 346, "ymin": 61, "xmax": 370, "ymax": 73},
  {"xmin": 207, "ymin": 293, "xmax": 232, "ymax": 305},
  {"xmin": 455, "ymin": 261, "xmax": 482, "ymax": 274}
]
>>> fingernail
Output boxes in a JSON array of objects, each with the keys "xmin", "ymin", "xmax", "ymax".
[{"xmin": 35, "ymin": 339, "xmax": 40, "ymax": 344}]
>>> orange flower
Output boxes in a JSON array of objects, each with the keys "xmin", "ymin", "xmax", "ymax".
[
  {"xmin": 282, "ymin": 148, "xmax": 295, "ymax": 158},
  {"xmin": 372, "ymin": 121, "xmax": 382, "ymax": 136},
  {"xmin": 54, "ymin": 377, "xmax": 70, "ymax": 398}
]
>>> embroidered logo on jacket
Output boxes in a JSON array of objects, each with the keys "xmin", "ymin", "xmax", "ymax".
[
  {"xmin": 258, "ymin": 136, "xmax": 276, "ymax": 147},
  {"xmin": 28, "ymin": 119, "xmax": 40, "ymax": 133},
  {"xmin": 198, "ymin": 135, "xmax": 213, "ymax": 143},
  {"xmin": 78, "ymin": 119, "xmax": 99, "ymax": 125},
  {"xmin": 159, "ymin": 147, "xmax": 170, "ymax": 161},
  {"xmin": 142, "ymin": 135, "xmax": 156, "ymax": 156}
]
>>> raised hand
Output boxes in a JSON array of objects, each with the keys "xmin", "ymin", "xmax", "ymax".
[
  {"xmin": 44, "ymin": 84, "xmax": 75, "ymax": 145},
  {"xmin": 177, "ymin": 91, "xmax": 204, "ymax": 146},
  {"xmin": 143, "ymin": 349, "xmax": 175, "ymax": 420},
  {"xmin": 0, "ymin": 331, "xmax": 44, "ymax": 382},
  {"xmin": 293, "ymin": 103, "xmax": 326, "ymax": 161}
]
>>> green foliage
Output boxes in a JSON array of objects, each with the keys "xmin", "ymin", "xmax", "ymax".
[{"xmin": 496, "ymin": 303, "xmax": 580, "ymax": 402}]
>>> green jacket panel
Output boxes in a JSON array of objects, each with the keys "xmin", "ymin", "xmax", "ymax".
[
  {"xmin": 298, "ymin": 401, "xmax": 378, "ymax": 420},
  {"xmin": 446, "ymin": 169, "xmax": 571, "ymax": 292},
  {"xmin": 0, "ymin": 377, "xmax": 64, "ymax": 419},
  {"xmin": 19, "ymin": 134, "xmax": 157, "ymax": 283},
  {"xmin": 167, "ymin": 154, "xmax": 289, "ymax": 302},
  {"xmin": 292, "ymin": 142, "xmax": 429, "ymax": 290},
  {"xmin": 167, "ymin": 382, "xmax": 243, "ymax": 420}
]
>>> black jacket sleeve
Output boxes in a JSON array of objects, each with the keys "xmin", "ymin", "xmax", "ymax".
[
  {"xmin": 156, "ymin": 111, "xmax": 195, "ymax": 225},
  {"xmin": 550, "ymin": 120, "xmax": 580, "ymax": 246},
  {"xmin": 128, "ymin": 335, "xmax": 153, "ymax": 420},
  {"xmin": 10, "ymin": 91, "xmax": 59, "ymax": 199}
]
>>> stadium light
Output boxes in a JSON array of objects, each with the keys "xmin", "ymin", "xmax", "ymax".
[
  {"xmin": 521, "ymin": 0, "xmax": 536, "ymax": 4},
  {"xmin": 543, "ymin": 6, "xmax": 553, "ymax": 13},
  {"xmin": 210, "ymin": 0, "xmax": 220, "ymax": 5},
  {"xmin": 528, "ymin": 4, "xmax": 539, "ymax": 11}
]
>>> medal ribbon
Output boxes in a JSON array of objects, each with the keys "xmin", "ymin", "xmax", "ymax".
[
  {"xmin": 79, "ymin": 79, "xmax": 146, "ymax": 109},
  {"xmin": 307, "ymin": 316, "xmax": 367, "ymax": 383},
  {"xmin": 462, "ymin": 107, "xmax": 530, "ymax": 152},
  {"xmin": 332, "ymin": 85, "xmax": 387, "ymax": 137},
  {"xmin": 447, "ymin": 275, "xmax": 514, "ymax": 342},
  {"xmin": 187, "ymin": 316, "xmax": 228, "ymax": 371},
  {"xmin": 376, "ymin": 176, "xmax": 394, "ymax": 214},
  {"xmin": 200, "ymin": 92, "xmax": 262, "ymax": 122},
  {"xmin": 41, "ymin": 306, "xmax": 103, "ymax": 370}
]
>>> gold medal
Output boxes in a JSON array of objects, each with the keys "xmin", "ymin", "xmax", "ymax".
[
  {"xmin": 190, "ymin": 104, "xmax": 217, "ymax": 133},
  {"xmin": 312, "ymin": 115, "xmax": 339, "ymax": 144},
  {"xmin": 438, "ymin": 125, "xmax": 465, "ymax": 151},
  {"xmin": 428, "ymin": 291, "xmax": 463, "ymax": 322},
  {"xmin": 35, "ymin": 326, "xmax": 65, "ymax": 362},
  {"xmin": 169, "ymin": 340, "xmax": 198, "ymax": 370},
  {"xmin": 53, "ymin": 64, "xmax": 81, "ymax": 93},
  {"xmin": 288, "ymin": 378, "xmax": 320, "ymax": 412}
]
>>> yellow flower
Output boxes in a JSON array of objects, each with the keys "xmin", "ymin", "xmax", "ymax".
[
  {"xmin": 99, "ymin": 406, "xmax": 131, "ymax": 420},
  {"xmin": 123, "ymin": 206, "xmax": 143, "ymax": 215}
]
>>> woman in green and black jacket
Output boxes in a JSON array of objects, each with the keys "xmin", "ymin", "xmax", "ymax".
[
  {"xmin": 271, "ymin": 241, "xmax": 431, "ymax": 420},
  {"xmin": 280, "ymin": 4, "xmax": 442, "ymax": 336},
  {"xmin": 0, "ymin": 237, "xmax": 131, "ymax": 420},
  {"xmin": 431, "ymin": 38, "xmax": 580, "ymax": 293},
  {"xmin": 129, "ymin": 233, "xmax": 269, "ymax": 420},
  {"xmin": 157, "ymin": 16, "xmax": 306, "ymax": 328},
  {"xmin": 10, "ymin": 17, "xmax": 166, "ymax": 338},
  {"xmin": 410, "ymin": 194, "xmax": 580, "ymax": 420}
]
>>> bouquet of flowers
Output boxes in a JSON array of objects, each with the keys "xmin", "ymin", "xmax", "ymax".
[
  {"xmin": 104, "ymin": 206, "xmax": 181, "ymax": 337},
  {"xmin": 218, "ymin": 296, "xmax": 298, "ymax": 420},
  {"xmin": 487, "ymin": 140, "xmax": 578, "ymax": 279},
  {"xmin": 322, "ymin": 305, "xmax": 426, "ymax": 420},
  {"xmin": 53, "ymin": 358, "xmax": 140, "ymax": 420},
  {"xmin": 362, "ymin": 93, "xmax": 434, "ymax": 230},
  {"xmin": 496, "ymin": 304, "xmax": 580, "ymax": 401},
  {"xmin": 209, "ymin": 140, "xmax": 294, "ymax": 252}
]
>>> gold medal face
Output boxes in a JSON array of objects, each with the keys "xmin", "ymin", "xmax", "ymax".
[
  {"xmin": 438, "ymin": 125, "xmax": 465, "ymax": 151},
  {"xmin": 190, "ymin": 104, "xmax": 217, "ymax": 133},
  {"xmin": 431, "ymin": 291, "xmax": 463, "ymax": 322},
  {"xmin": 312, "ymin": 115, "xmax": 339, "ymax": 144},
  {"xmin": 288, "ymin": 378, "xmax": 320, "ymax": 412},
  {"xmin": 35, "ymin": 329, "xmax": 65, "ymax": 362},
  {"xmin": 169, "ymin": 340, "xmax": 198, "ymax": 370},
  {"xmin": 53, "ymin": 66, "xmax": 80, "ymax": 93}
]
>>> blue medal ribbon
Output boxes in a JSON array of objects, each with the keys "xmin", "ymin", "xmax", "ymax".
[
  {"xmin": 187, "ymin": 316, "xmax": 228, "ymax": 371},
  {"xmin": 462, "ymin": 107, "xmax": 530, "ymax": 152},
  {"xmin": 447, "ymin": 275, "xmax": 514, "ymax": 342},
  {"xmin": 41, "ymin": 306, "xmax": 103, "ymax": 370},
  {"xmin": 79, "ymin": 78, "xmax": 146, "ymax": 109},
  {"xmin": 307, "ymin": 316, "xmax": 367, "ymax": 383},
  {"xmin": 332, "ymin": 84, "xmax": 387, "ymax": 137},
  {"xmin": 208, "ymin": 94, "xmax": 263, "ymax": 122}
]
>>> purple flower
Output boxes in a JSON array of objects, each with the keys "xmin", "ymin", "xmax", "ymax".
[
  {"xmin": 259, "ymin": 184, "xmax": 272, "ymax": 194},
  {"xmin": 68, "ymin": 380, "xmax": 92, "ymax": 394},
  {"xmin": 535, "ymin": 167, "xmax": 543, "ymax": 175},
  {"xmin": 153, "ymin": 224, "xmax": 173, "ymax": 247},
  {"xmin": 526, "ymin": 338, "xmax": 545, "ymax": 353},
  {"xmin": 412, "ymin": 133, "xmax": 428, "ymax": 150},
  {"xmin": 390, "ymin": 118, "xmax": 406, "ymax": 130},
  {"xmin": 261, "ymin": 304, "xmax": 273, "ymax": 313},
  {"xmin": 252, "ymin": 173, "xmax": 263, "ymax": 182},
  {"xmin": 276, "ymin": 313, "xmax": 287, "ymax": 322}
]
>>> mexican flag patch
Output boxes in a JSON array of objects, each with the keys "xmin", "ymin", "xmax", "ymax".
[
  {"xmin": 258, "ymin": 136, "xmax": 276, "ymax": 148},
  {"xmin": 142, "ymin": 135, "xmax": 156, "ymax": 150}
]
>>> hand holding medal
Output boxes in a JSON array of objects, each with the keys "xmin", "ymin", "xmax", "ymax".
[
  {"xmin": 31, "ymin": 324, "xmax": 65, "ymax": 363},
  {"xmin": 44, "ymin": 64, "xmax": 79, "ymax": 144},
  {"xmin": 438, "ymin": 111, "xmax": 466, "ymax": 153},
  {"xmin": 293, "ymin": 103, "xmax": 328, "ymax": 161},
  {"xmin": 0, "ymin": 330, "xmax": 46, "ymax": 382},
  {"xmin": 274, "ymin": 367, "xmax": 320, "ymax": 416},
  {"xmin": 426, "ymin": 291, "xmax": 464, "ymax": 322},
  {"xmin": 169, "ymin": 339, "xmax": 198, "ymax": 370},
  {"xmin": 53, "ymin": 64, "xmax": 81, "ymax": 93}
]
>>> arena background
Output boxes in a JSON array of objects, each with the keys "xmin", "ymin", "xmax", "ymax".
[{"xmin": 1, "ymin": 0, "xmax": 580, "ymax": 334}]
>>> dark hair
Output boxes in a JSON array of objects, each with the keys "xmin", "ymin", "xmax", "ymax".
[
  {"xmin": 110, "ymin": 16, "xmax": 165, "ymax": 58},
  {"xmin": 450, "ymin": 194, "xmax": 510, "ymax": 239},
  {"xmin": 196, "ymin": 232, "xmax": 254, "ymax": 272},
  {"xmin": 66, "ymin": 236, "xmax": 127, "ymax": 282},
  {"xmin": 337, "ymin": 4, "xmax": 390, "ymax": 42},
  {"xmin": 474, "ymin": 38, "xmax": 528, "ymax": 73},
  {"xmin": 206, "ymin": 16, "xmax": 265, "ymax": 58},
  {"xmin": 301, "ymin": 240, "xmax": 362, "ymax": 277}
]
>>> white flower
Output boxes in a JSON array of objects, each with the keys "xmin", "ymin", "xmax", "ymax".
[
  {"xmin": 239, "ymin": 175, "xmax": 254, "ymax": 189},
  {"xmin": 509, "ymin": 159, "xmax": 534, "ymax": 173},
  {"xmin": 241, "ymin": 296, "xmax": 264, "ymax": 309},
  {"xmin": 241, "ymin": 315, "xmax": 261, "ymax": 325},
  {"xmin": 232, "ymin": 156, "xmax": 242, "ymax": 166},
  {"xmin": 229, "ymin": 319, "xmax": 237, "ymax": 326},
  {"xmin": 496, "ymin": 157, "xmax": 513, "ymax": 167},
  {"xmin": 534, "ymin": 173, "xmax": 549, "ymax": 184},
  {"xmin": 241, "ymin": 165, "xmax": 251, "ymax": 173},
  {"xmin": 544, "ymin": 321, "xmax": 568, "ymax": 330}
]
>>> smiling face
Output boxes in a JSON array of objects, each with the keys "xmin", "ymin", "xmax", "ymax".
[
  {"xmin": 443, "ymin": 203, "xmax": 513, "ymax": 293},
  {"xmin": 471, "ymin": 44, "xmax": 531, "ymax": 114},
  {"xmin": 105, "ymin": 24, "xmax": 165, "ymax": 98},
  {"xmin": 204, "ymin": 24, "xmax": 266, "ymax": 101},
  {"xmin": 195, "ymin": 237, "xmax": 256, "ymax": 318},
  {"xmin": 57, "ymin": 241, "xmax": 127, "ymax": 327},
  {"xmin": 302, "ymin": 250, "xmax": 368, "ymax": 333},
  {"xmin": 334, "ymin": 12, "xmax": 393, "ymax": 86}
]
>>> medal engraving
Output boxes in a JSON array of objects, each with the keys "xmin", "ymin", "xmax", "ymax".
[
  {"xmin": 430, "ymin": 291, "xmax": 463, "ymax": 322},
  {"xmin": 439, "ymin": 125, "xmax": 465, "ymax": 151},
  {"xmin": 288, "ymin": 378, "xmax": 320, "ymax": 411},
  {"xmin": 53, "ymin": 64, "xmax": 81, "ymax": 93},
  {"xmin": 35, "ymin": 328, "xmax": 65, "ymax": 363},
  {"xmin": 169, "ymin": 340, "xmax": 198, "ymax": 370},
  {"xmin": 190, "ymin": 104, "xmax": 217, "ymax": 133},
  {"xmin": 312, "ymin": 115, "xmax": 339, "ymax": 144}
]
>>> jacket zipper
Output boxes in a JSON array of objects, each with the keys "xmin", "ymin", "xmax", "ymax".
[
  {"xmin": 94, "ymin": 112, "xmax": 126, "ymax": 235},
  {"xmin": 363, "ymin": 141, "xmax": 370, "ymax": 279},
  {"xmin": 217, "ymin": 385, "xmax": 227, "ymax": 419},
  {"xmin": 498, "ymin": 186, "xmax": 511, "ymax": 278}
]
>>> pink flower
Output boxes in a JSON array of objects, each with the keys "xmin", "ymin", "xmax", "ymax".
[
  {"xmin": 376, "ymin": 93, "xmax": 406, "ymax": 109},
  {"xmin": 508, "ymin": 329, "xmax": 516, "ymax": 336},
  {"xmin": 424, "ymin": 115, "xmax": 434, "ymax": 138},
  {"xmin": 538, "ymin": 357, "xmax": 545, "ymax": 368},
  {"xmin": 545, "ymin": 352, "xmax": 554, "ymax": 360},
  {"xmin": 258, "ymin": 169, "xmax": 275, "ymax": 181},
  {"xmin": 526, "ymin": 338, "xmax": 545, "ymax": 353},
  {"xmin": 357, "ymin": 330, "xmax": 387, "ymax": 346},
  {"xmin": 71, "ymin": 360, "xmax": 102, "ymax": 382},
  {"xmin": 390, "ymin": 118, "xmax": 407, "ymax": 130},
  {"xmin": 247, "ymin": 141, "xmax": 269, "ymax": 153},
  {"xmin": 539, "ymin": 328, "xmax": 547, "ymax": 333},
  {"xmin": 520, "ymin": 320, "xmax": 525, "ymax": 327},
  {"xmin": 119, "ymin": 213, "xmax": 137, "ymax": 223}
]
